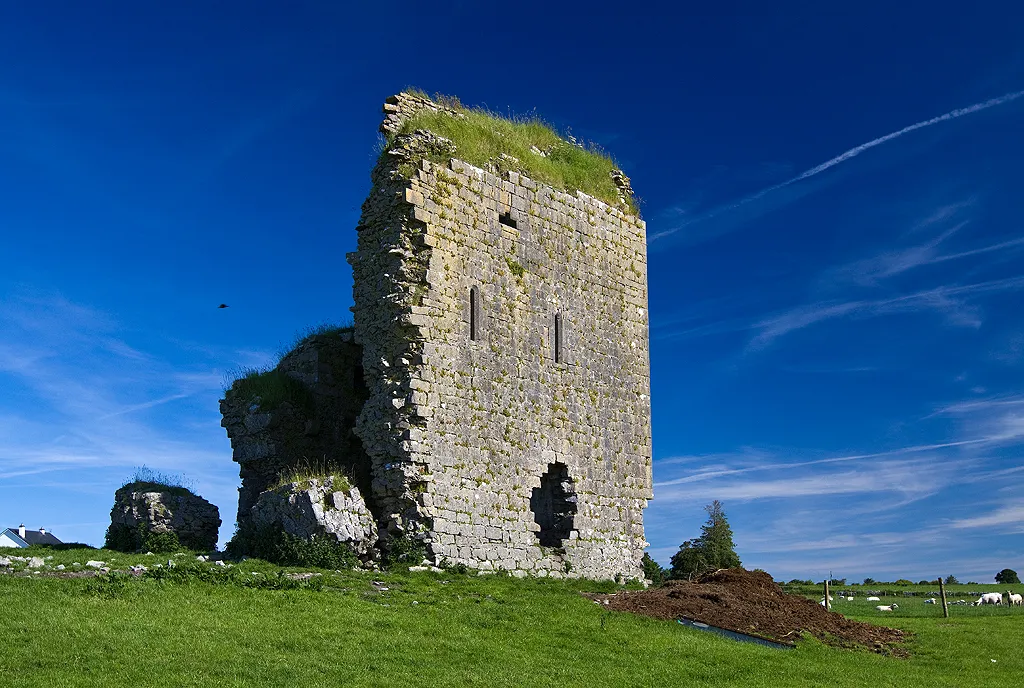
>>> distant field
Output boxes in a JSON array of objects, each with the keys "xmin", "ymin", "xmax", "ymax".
[{"xmin": 1, "ymin": 547, "xmax": 1022, "ymax": 687}]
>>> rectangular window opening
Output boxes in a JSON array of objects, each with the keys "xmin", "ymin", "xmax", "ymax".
[
  {"xmin": 499, "ymin": 211, "xmax": 517, "ymax": 229},
  {"xmin": 470, "ymin": 286, "xmax": 479, "ymax": 341},
  {"xmin": 554, "ymin": 313, "xmax": 563, "ymax": 363}
]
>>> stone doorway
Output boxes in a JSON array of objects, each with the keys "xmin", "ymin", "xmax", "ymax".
[{"xmin": 531, "ymin": 462, "xmax": 577, "ymax": 547}]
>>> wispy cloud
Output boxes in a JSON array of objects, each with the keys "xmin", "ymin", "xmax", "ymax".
[
  {"xmin": 748, "ymin": 275, "xmax": 1024, "ymax": 348},
  {"xmin": 0, "ymin": 290, "xmax": 243, "ymax": 544},
  {"xmin": 948, "ymin": 504, "xmax": 1024, "ymax": 531},
  {"xmin": 651, "ymin": 89, "xmax": 1024, "ymax": 243},
  {"xmin": 655, "ymin": 439, "xmax": 990, "ymax": 484}
]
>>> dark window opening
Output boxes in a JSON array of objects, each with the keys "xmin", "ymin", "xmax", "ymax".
[
  {"xmin": 469, "ymin": 286, "xmax": 480, "ymax": 341},
  {"xmin": 499, "ymin": 211, "xmax": 517, "ymax": 228},
  {"xmin": 531, "ymin": 462, "xmax": 577, "ymax": 547},
  {"xmin": 554, "ymin": 312, "xmax": 563, "ymax": 363}
]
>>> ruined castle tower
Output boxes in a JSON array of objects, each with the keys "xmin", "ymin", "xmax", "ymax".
[{"xmin": 347, "ymin": 93, "xmax": 652, "ymax": 579}]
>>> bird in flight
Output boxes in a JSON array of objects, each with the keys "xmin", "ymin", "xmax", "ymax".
[{"xmin": 218, "ymin": 304, "xmax": 229, "ymax": 309}]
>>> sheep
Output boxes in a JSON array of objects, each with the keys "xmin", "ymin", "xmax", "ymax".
[
  {"xmin": 846, "ymin": 596, "xmax": 854, "ymax": 601},
  {"xmin": 876, "ymin": 604, "xmax": 899, "ymax": 612},
  {"xmin": 866, "ymin": 596, "xmax": 881, "ymax": 601},
  {"xmin": 1006, "ymin": 592, "xmax": 1022, "ymax": 607},
  {"xmin": 923, "ymin": 598, "xmax": 938, "ymax": 604},
  {"xmin": 975, "ymin": 592, "xmax": 1003, "ymax": 606}
]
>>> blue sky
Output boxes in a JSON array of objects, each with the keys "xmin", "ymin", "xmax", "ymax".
[{"xmin": 2, "ymin": 3, "xmax": 1023, "ymax": 583}]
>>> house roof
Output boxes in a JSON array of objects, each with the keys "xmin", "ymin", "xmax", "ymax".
[
  {"xmin": 1, "ymin": 529, "xmax": 28, "ymax": 546},
  {"xmin": 2, "ymin": 528, "xmax": 62, "ymax": 546}
]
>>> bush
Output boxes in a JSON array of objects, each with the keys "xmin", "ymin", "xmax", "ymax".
[
  {"xmin": 669, "ymin": 500, "xmax": 741, "ymax": 580},
  {"xmin": 380, "ymin": 534, "xmax": 428, "ymax": 571},
  {"xmin": 641, "ymin": 553, "xmax": 665, "ymax": 585},
  {"xmin": 104, "ymin": 523, "xmax": 182, "ymax": 553},
  {"xmin": 995, "ymin": 568, "xmax": 1020, "ymax": 584},
  {"xmin": 227, "ymin": 522, "xmax": 359, "ymax": 570}
]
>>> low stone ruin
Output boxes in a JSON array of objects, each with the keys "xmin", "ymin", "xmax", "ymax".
[
  {"xmin": 249, "ymin": 475, "xmax": 377, "ymax": 559},
  {"xmin": 106, "ymin": 483, "xmax": 221, "ymax": 552}
]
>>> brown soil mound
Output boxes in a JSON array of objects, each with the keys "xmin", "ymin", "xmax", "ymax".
[{"xmin": 587, "ymin": 568, "xmax": 908, "ymax": 655}]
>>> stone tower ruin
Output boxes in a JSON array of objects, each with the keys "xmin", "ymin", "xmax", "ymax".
[{"xmin": 223, "ymin": 92, "xmax": 652, "ymax": 580}]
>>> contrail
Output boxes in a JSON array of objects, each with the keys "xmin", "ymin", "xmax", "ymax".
[{"xmin": 652, "ymin": 89, "xmax": 1024, "ymax": 242}]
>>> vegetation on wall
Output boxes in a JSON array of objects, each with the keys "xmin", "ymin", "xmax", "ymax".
[
  {"xmin": 223, "ymin": 322, "xmax": 354, "ymax": 413},
  {"xmin": 118, "ymin": 466, "xmax": 196, "ymax": 498},
  {"xmin": 387, "ymin": 90, "xmax": 638, "ymax": 213},
  {"xmin": 224, "ymin": 367, "xmax": 314, "ymax": 413}
]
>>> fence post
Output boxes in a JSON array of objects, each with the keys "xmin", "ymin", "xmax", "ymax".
[
  {"xmin": 824, "ymin": 579, "xmax": 830, "ymax": 612},
  {"xmin": 939, "ymin": 577, "xmax": 949, "ymax": 618}
]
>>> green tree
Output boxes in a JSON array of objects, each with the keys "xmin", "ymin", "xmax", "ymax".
[
  {"xmin": 669, "ymin": 500, "xmax": 741, "ymax": 579},
  {"xmin": 641, "ymin": 553, "xmax": 665, "ymax": 585},
  {"xmin": 945, "ymin": 574, "xmax": 960, "ymax": 585},
  {"xmin": 995, "ymin": 568, "xmax": 1020, "ymax": 584}
]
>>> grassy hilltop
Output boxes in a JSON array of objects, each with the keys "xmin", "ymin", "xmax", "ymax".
[{"xmin": 2, "ymin": 546, "xmax": 1022, "ymax": 687}]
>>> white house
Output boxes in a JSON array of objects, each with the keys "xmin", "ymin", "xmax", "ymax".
[{"xmin": 0, "ymin": 524, "xmax": 63, "ymax": 548}]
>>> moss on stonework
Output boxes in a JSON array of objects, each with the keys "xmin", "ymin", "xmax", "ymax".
[{"xmin": 385, "ymin": 92, "xmax": 637, "ymax": 214}]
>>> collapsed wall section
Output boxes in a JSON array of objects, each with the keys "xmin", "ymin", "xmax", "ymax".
[
  {"xmin": 220, "ymin": 331, "xmax": 371, "ymax": 532},
  {"xmin": 349, "ymin": 110, "xmax": 652, "ymax": 580}
]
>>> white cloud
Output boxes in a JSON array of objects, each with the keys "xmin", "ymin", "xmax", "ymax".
[
  {"xmin": 948, "ymin": 505, "xmax": 1024, "ymax": 530},
  {"xmin": 651, "ymin": 89, "xmax": 1024, "ymax": 243},
  {"xmin": 748, "ymin": 276, "xmax": 1024, "ymax": 348}
]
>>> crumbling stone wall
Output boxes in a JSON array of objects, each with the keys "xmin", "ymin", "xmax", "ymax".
[
  {"xmin": 249, "ymin": 475, "xmax": 378, "ymax": 559},
  {"xmin": 107, "ymin": 484, "xmax": 221, "ymax": 552},
  {"xmin": 220, "ymin": 331, "xmax": 371, "ymax": 531},
  {"xmin": 345, "ymin": 94, "xmax": 653, "ymax": 580}
]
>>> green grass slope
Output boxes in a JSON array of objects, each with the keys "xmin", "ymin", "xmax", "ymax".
[{"xmin": 2, "ymin": 549, "xmax": 1022, "ymax": 687}]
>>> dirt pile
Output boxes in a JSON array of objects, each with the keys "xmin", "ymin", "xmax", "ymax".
[{"xmin": 588, "ymin": 568, "xmax": 907, "ymax": 655}]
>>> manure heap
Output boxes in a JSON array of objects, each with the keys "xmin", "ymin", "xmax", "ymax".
[{"xmin": 588, "ymin": 568, "xmax": 907, "ymax": 655}]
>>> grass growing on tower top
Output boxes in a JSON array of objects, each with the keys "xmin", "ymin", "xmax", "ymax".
[{"xmin": 388, "ymin": 93, "xmax": 637, "ymax": 214}]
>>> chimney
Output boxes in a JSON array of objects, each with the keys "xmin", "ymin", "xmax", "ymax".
[
  {"xmin": 39, "ymin": 527, "xmax": 46, "ymax": 535},
  {"xmin": 18, "ymin": 524, "xmax": 25, "ymax": 539}
]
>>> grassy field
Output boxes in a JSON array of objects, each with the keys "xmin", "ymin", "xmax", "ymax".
[{"xmin": 1, "ymin": 547, "xmax": 1022, "ymax": 687}]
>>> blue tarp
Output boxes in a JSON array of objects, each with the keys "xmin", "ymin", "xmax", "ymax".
[{"xmin": 677, "ymin": 618, "xmax": 795, "ymax": 650}]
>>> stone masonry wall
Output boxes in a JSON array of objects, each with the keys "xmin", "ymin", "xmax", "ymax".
[
  {"xmin": 220, "ymin": 331, "xmax": 371, "ymax": 531},
  {"xmin": 108, "ymin": 485, "xmax": 221, "ymax": 552},
  {"xmin": 348, "ymin": 96, "xmax": 652, "ymax": 580}
]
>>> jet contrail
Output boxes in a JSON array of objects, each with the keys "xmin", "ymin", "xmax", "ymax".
[{"xmin": 652, "ymin": 89, "xmax": 1024, "ymax": 242}]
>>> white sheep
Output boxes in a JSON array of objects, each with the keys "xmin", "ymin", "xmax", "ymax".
[
  {"xmin": 923, "ymin": 598, "xmax": 937, "ymax": 604},
  {"xmin": 876, "ymin": 604, "xmax": 899, "ymax": 612},
  {"xmin": 846, "ymin": 596, "xmax": 854, "ymax": 601},
  {"xmin": 866, "ymin": 596, "xmax": 880, "ymax": 601},
  {"xmin": 1006, "ymin": 591, "xmax": 1022, "ymax": 606},
  {"xmin": 976, "ymin": 592, "xmax": 1003, "ymax": 605}
]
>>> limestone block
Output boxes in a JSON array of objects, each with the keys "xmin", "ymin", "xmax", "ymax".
[{"xmin": 248, "ymin": 475, "xmax": 378, "ymax": 558}]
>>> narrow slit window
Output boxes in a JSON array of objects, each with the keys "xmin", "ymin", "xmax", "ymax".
[
  {"xmin": 470, "ymin": 286, "xmax": 479, "ymax": 341},
  {"xmin": 498, "ymin": 211, "xmax": 517, "ymax": 228},
  {"xmin": 554, "ymin": 312, "xmax": 563, "ymax": 363}
]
